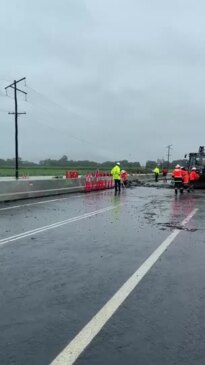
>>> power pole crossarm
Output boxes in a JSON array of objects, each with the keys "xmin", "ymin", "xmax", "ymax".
[
  {"xmin": 8, "ymin": 112, "xmax": 26, "ymax": 115},
  {"xmin": 5, "ymin": 77, "xmax": 26, "ymax": 90},
  {"xmin": 5, "ymin": 77, "xmax": 27, "ymax": 180},
  {"xmin": 8, "ymin": 85, "xmax": 27, "ymax": 95}
]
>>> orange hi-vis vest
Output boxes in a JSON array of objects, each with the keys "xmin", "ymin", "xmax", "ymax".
[
  {"xmin": 121, "ymin": 172, "xmax": 128, "ymax": 181},
  {"xmin": 190, "ymin": 171, "xmax": 199, "ymax": 181},
  {"xmin": 172, "ymin": 168, "xmax": 183, "ymax": 179},
  {"xmin": 183, "ymin": 171, "xmax": 190, "ymax": 184}
]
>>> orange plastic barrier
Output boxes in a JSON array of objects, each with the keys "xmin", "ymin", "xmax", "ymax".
[
  {"xmin": 65, "ymin": 170, "xmax": 79, "ymax": 179},
  {"xmin": 85, "ymin": 172, "xmax": 113, "ymax": 192}
]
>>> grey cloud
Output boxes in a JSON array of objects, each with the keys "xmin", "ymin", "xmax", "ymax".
[{"xmin": 1, "ymin": 0, "xmax": 205, "ymax": 164}]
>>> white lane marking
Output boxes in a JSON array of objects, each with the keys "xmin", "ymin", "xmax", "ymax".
[
  {"xmin": 50, "ymin": 208, "xmax": 198, "ymax": 365},
  {"xmin": 0, "ymin": 205, "xmax": 120, "ymax": 247},
  {"xmin": 0, "ymin": 196, "xmax": 83, "ymax": 211}
]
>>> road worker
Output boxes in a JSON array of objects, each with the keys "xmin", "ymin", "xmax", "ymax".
[
  {"xmin": 121, "ymin": 170, "xmax": 128, "ymax": 187},
  {"xmin": 181, "ymin": 167, "xmax": 190, "ymax": 192},
  {"xmin": 172, "ymin": 164, "xmax": 183, "ymax": 194},
  {"xmin": 162, "ymin": 167, "xmax": 168, "ymax": 182},
  {"xmin": 153, "ymin": 166, "xmax": 160, "ymax": 182},
  {"xmin": 111, "ymin": 162, "xmax": 121, "ymax": 194},
  {"xmin": 189, "ymin": 167, "xmax": 200, "ymax": 190}
]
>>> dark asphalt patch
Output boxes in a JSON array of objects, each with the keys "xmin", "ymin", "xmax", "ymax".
[{"xmin": 156, "ymin": 223, "xmax": 198, "ymax": 232}]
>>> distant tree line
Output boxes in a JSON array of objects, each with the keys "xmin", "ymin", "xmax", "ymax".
[
  {"xmin": 145, "ymin": 159, "xmax": 188, "ymax": 171},
  {"xmin": 0, "ymin": 155, "xmax": 188, "ymax": 172},
  {"xmin": 38, "ymin": 155, "xmax": 142, "ymax": 168},
  {"xmin": 0, "ymin": 158, "xmax": 37, "ymax": 167},
  {"xmin": 0, "ymin": 156, "xmax": 141, "ymax": 170}
]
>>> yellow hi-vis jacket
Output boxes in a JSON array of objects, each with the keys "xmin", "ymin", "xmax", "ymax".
[
  {"xmin": 111, "ymin": 165, "xmax": 121, "ymax": 180},
  {"xmin": 154, "ymin": 167, "xmax": 160, "ymax": 174}
]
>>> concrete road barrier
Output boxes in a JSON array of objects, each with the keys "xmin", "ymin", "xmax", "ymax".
[
  {"xmin": 0, "ymin": 174, "xmax": 170, "ymax": 202},
  {"xmin": 129, "ymin": 173, "xmax": 171, "ymax": 183},
  {"xmin": 0, "ymin": 178, "xmax": 86, "ymax": 202}
]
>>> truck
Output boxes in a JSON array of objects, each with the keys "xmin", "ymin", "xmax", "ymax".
[{"xmin": 186, "ymin": 146, "xmax": 205, "ymax": 188}]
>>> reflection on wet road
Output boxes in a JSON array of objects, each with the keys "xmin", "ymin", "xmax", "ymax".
[{"xmin": 0, "ymin": 187, "xmax": 205, "ymax": 365}]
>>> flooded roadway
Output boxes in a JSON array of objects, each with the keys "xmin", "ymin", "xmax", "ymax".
[{"xmin": 0, "ymin": 187, "xmax": 205, "ymax": 365}]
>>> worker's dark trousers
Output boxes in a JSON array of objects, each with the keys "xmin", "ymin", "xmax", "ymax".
[
  {"xmin": 174, "ymin": 179, "xmax": 183, "ymax": 190},
  {"xmin": 114, "ymin": 179, "xmax": 121, "ymax": 193},
  {"xmin": 155, "ymin": 173, "xmax": 159, "ymax": 182}
]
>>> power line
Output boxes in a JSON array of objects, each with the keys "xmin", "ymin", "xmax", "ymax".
[
  {"xmin": 24, "ymin": 85, "xmax": 112, "ymax": 158},
  {"xmin": 5, "ymin": 77, "xmax": 27, "ymax": 180}
]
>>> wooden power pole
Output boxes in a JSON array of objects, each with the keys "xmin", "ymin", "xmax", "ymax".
[{"xmin": 5, "ymin": 77, "xmax": 27, "ymax": 179}]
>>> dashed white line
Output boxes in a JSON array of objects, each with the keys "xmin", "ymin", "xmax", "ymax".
[
  {"xmin": 0, "ymin": 205, "xmax": 121, "ymax": 246},
  {"xmin": 0, "ymin": 196, "xmax": 82, "ymax": 211},
  {"xmin": 50, "ymin": 208, "xmax": 198, "ymax": 365}
]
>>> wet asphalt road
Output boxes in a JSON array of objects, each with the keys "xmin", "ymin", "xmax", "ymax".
[{"xmin": 0, "ymin": 187, "xmax": 205, "ymax": 365}]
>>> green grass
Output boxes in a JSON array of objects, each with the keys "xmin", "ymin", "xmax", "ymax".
[
  {"xmin": 0, "ymin": 166, "xmax": 103, "ymax": 177},
  {"xmin": 0, "ymin": 166, "xmax": 147, "ymax": 177},
  {"xmin": 0, "ymin": 165, "xmax": 150, "ymax": 177}
]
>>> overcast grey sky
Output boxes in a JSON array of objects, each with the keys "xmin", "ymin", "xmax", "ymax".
[{"xmin": 0, "ymin": 0, "xmax": 205, "ymax": 164}]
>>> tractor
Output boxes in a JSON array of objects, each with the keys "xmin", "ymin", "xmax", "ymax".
[{"xmin": 186, "ymin": 146, "xmax": 205, "ymax": 188}]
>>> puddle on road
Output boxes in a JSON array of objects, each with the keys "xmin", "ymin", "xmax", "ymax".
[
  {"xmin": 140, "ymin": 194, "xmax": 198, "ymax": 232},
  {"xmin": 127, "ymin": 186, "xmax": 205, "ymax": 233}
]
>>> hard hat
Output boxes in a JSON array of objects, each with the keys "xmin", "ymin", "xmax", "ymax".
[
  {"xmin": 121, "ymin": 170, "xmax": 125, "ymax": 173},
  {"xmin": 176, "ymin": 164, "xmax": 180, "ymax": 168},
  {"xmin": 117, "ymin": 162, "xmax": 120, "ymax": 165},
  {"xmin": 192, "ymin": 167, "xmax": 196, "ymax": 170}
]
